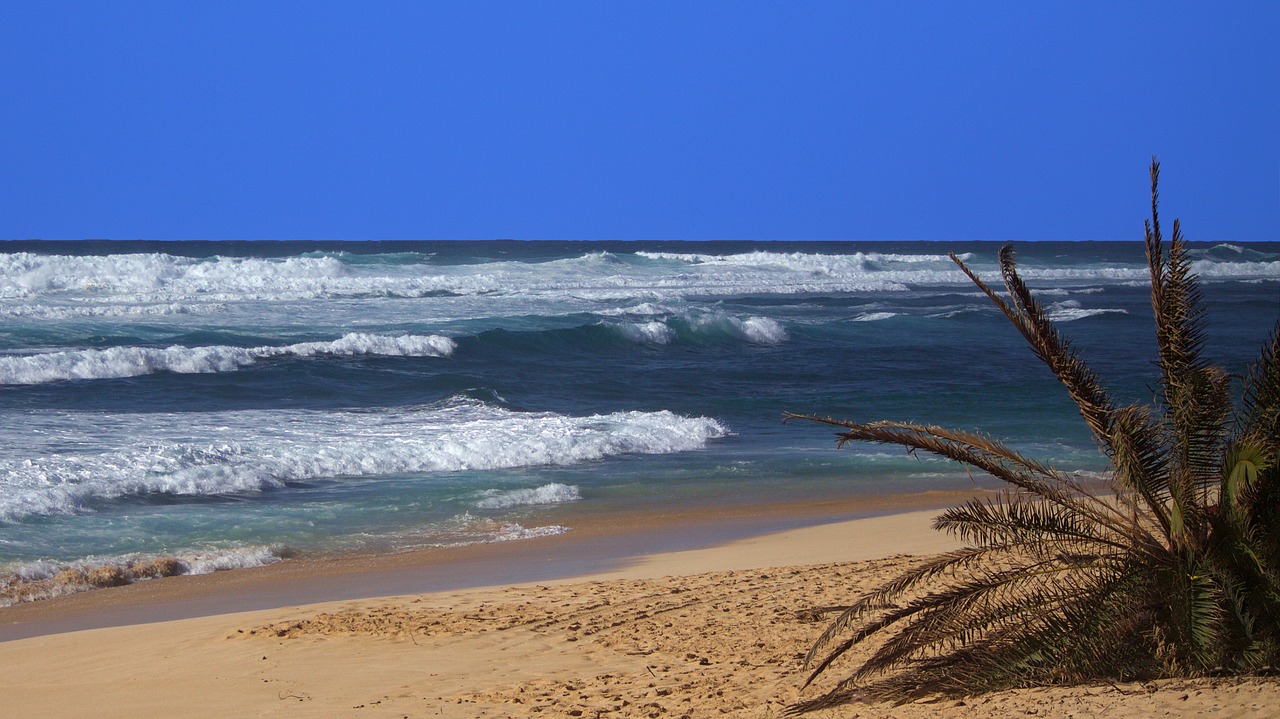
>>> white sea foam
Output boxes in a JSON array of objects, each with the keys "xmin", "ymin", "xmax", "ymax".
[
  {"xmin": 0, "ymin": 302, "xmax": 226, "ymax": 319},
  {"xmin": 1016, "ymin": 260, "xmax": 1280, "ymax": 284},
  {"xmin": 594, "ymin": 302, "xmax": 675, "ymax": 317},
  {"xmin": 0, "ymin": 252, "xmax": 345, "ymax": 299},
  {"xmin": 737, "ymin": 316, "xmax": 788, "ymax": 344},
  {"xmin": 851, "ymin": 312, "xmax": 899, "ymax": 322},
  {"xmin": 5, "ymin": 250, "xmax": 1279, "ymax": 317},
  {"xmin": 599, "ymin": 310, "xmax": 788, "ymax": 346},
  {"xmin": 0, "ymin": 545, "xmax": 284, "ymax": 607},
  {"xmin": 687, "ymin": 315, "xmax": 788, "ymax": 344},
  {"xmin": 1190, "ymin": 259, "xmax": 1280, "ymax": 278},
  {"xmin": 636, "ymin": 249, "xmax": 970, "ymax": 271},
  {"xmin": 475, "ymin": 483, "xmax": 582, "ymax": 509},
  {"xmin": 177, "ymin": 546, "xmax": 283, "ymax": 575},
  {"xmin": 0, "ymin": 400, "xmax": 728, "ymax": 522},
  {"xmin": 1199, "ymin": 243, "xmax": 1279, "ymax": 262},
  {"xmin": 1046, "ymin": 300, "xmax": 1128, "ymax": 322},
  {"xmin": 0, "ymin": 332, "xmax": 457, "ymax": 385},
  {"xmin": 490, "ymin": 523, "xmax": 570, "ymax": 541},
  {"xmin": 413, "ymin": 514, "xmax": 572, "ymax": 548},
  {"xmin": 614, "ymin": 321, "xmax": 676, "ymax": 344}
]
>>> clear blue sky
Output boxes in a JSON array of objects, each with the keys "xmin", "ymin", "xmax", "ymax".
[{"xmin": 2, "ymin": 2, "xmax": 1276, "ymax": 241}]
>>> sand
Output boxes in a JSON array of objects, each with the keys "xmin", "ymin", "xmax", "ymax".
[{"xmin": 2, "ymin": 506, "xmax": 1277, "ymax": 718}]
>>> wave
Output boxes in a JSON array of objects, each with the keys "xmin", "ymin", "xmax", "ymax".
[
  {"xmin": 636, "ymin": 249, "xmax": 971, "ymax": 271},
  {"xmin": 613, "ymin": 321, "xmax": 677, "ymax": 345},
  {"xmin": 0, "ymin": 399, "xmax": 728, "ymax": 522},
  {"xmin": 688, "ymin": 315, "xmax": 788, "ymax": 344},
  {"xmin": 0, "ymin": 302, "xmax": 227, "ymax": 319},
  {"xmin": 1198, "ymin": 243, "xmax": 1279, "ymax": 262},
  {"xmin": 0, "ymin": 513, "xmax": 572, "ymax": 606},
  {"xmin": 1045, "ymin": 300, "xmax": 1129, "ymax": 322},
  {"xmin": 594, "ymin": 302, "xmax": 675, "ymax": 317},
  {"xmin": 851, "ymin": 312, "xmax": 899, "ymax": 322},
  {"xmin": 366, "ymin": 514, "xmax": 571, "ymax": 551},
  {"xmin": 1017, "ymin": 260, "xmax": 1280, "ymax": 283},
  {"xmin": 0, "ymin": 333, "xmax": 457, "ymax": 385},
  {"xmin": 606, "ymin": 314, "xmax": 787, "ymax": 345},
  {"xmin": 0, "ymin": 545, "xmax": 283, "ymax": 607},
  {"xmin": 474, "ymin": 482, "xmax": 582, "ymax": 509},
  {"xmin": 0, "ymin": 252, "xmax": 345, "ymax": 299},
  {"xmin": 463, "ymin": 311, "xmax": 788, "ymax": 350},
  {"xmin": 7, "ymin": 249, "xmax": 1279, "ymax": 312}
]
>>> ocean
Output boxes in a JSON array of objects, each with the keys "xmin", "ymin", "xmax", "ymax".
[{"xmin": 1, "ymin": 240, "xmax": 1277, "ymax": 604}]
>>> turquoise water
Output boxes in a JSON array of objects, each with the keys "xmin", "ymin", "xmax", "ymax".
[{"xmin": 1, "ymin": 240, "xmax": 1276, "ymax": 597}]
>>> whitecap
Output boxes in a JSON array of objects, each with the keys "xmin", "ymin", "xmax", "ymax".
[
  {"xmin": 0, "ymin": 400, "xmax": 729, "ymax": 522},
  {"xmin": 474, "ymin": 483, "xmax": 582, "ymax": 509},
  {"xmin": 0, "ymin": 332, "xmax": 457, "ymax": 385},
  {"xmin": 686, "ymin": 314, "xmax": 788, "ymax": 345},
  {"xmin": 613, "ymin": 321, "xmax": 676, "ymax": 344},
  {"xmin": 1046, "ymin": 300, "xmax": 1128, "ymax": 322},
  {"xmin": 851, "ymin": 312, "xmax": 898, "ymax": 322},
  {"xmin": 594, "ymin": 302, "xmax": 674, "ymax": 317},
  {"xmin": 0, "ymin": 545, "xmax": 283, "ymax": 607}
]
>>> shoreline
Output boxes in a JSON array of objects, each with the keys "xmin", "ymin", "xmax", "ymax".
[
  {"xmin": 0, "ymin": 487, "xmax": 980, "ymax": 642},
  {"xmin": 4, "ymin": 492, "xmax": 1275, "ymax": 719}
]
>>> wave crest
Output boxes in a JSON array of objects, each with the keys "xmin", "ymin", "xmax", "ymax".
[
  {"xmin": 474, "ymin": 483, "xmax": 582, "ymax": 509},
  {"xmin": 0, "ymin": 401, "xmax": 728, "ymax": 522},
  {"xmin": 0, "ymin": 333, "xmax": 457, "ymax": 385}
]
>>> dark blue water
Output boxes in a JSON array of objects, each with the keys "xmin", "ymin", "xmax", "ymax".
[{"xmin": 1, "ymin": 240, "xmax": 1276, "ymax": 600}]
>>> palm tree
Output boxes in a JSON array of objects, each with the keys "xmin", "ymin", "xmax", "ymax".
[{"xmin": 784, "ymin": 159, "xmax": 1280, "ymax": 713}]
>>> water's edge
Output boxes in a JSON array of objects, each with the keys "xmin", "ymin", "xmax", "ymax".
[{"xmin": 0, "ymin": 488, "xmax": 981, "ymax": 642}]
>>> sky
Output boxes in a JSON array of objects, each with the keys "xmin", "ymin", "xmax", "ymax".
[{"xmin": 1, "ymin": 2, "xmax": 1276, "ymax": 242}]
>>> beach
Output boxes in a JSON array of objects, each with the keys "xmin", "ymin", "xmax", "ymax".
[
  {"xmin": 4, "ymin": 499, "xmax": 1278, "ymax": 718},
  {"xmin": 3, "ymin": 241, "xmax": 1275, "ymax": 609},
  {"xmin": 4, "ymin": 4, "xmax": 1276, "ymax": 715},
  {"xmin": 2, "ymin": 242, "xmax": 1277, "ymax": 716}
]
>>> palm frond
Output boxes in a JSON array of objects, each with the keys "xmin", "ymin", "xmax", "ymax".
[
  {"xmin": 783, "ymin": 414, "xmax": 1125, "ymax": 526},
  {"xmin": 949, "ymin": 250, "xmax": 1120, "ymax": 456},
  {"xmin": 933, "ymin": 495, "xmax": 1129, "ymax": 554},
  {"xmin": 784, "ymin": 162, "xmax": 1280, "ymax": 712},
  {"xmin": 1240, "ymin": 326, "xmax": 1280, "ymax": 442}
]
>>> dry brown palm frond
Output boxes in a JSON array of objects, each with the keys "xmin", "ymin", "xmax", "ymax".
[
  {"xmin": 950, "ymin": 249, "xmax": 1118, "ymax": 450},
  {"xmin": 787, "ymin": 415, "xmax": 1099, "ymax": 502},
  {"xmin": 799, "ymin": 501, "xmax": 1141, "ymax": 694},
  {"xmin": 951, "ymin": 248, "xmax": 1174, "ymax": 512},
  {"xmin": 798, "ymin": 546, "xmax": 1144, "ymax": 709}
]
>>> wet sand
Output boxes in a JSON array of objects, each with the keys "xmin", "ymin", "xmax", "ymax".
[{"xmin": 0, "ymin": 488, "xmax": 975, "ymax": 641}]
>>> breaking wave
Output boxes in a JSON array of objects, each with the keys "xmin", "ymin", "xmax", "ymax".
[
  {"xmin": 1046, "ymin": 300, "xmax": 1129, "ymax": 322},
  {"xmin": 604, "ymin": 313, "xmax": 786, "ymax": 345},
  {"xmin": 613, "ymin": 321, "xmax": 677, "ymax": 345},
  {"xmin": 5, "ymin": 249, "xmax": 1278, "ymax": 312},
  {"xmin": 0, "ymin": 333, "xmax": 457, "ymax": 385},
  {"xmin": 0, "ymin": 545, "xmax": 284, "ymax": 608},
  {"xmin": 474, "ymin": 483, "xmax": 582, "ymax": 509},
  {"xmin": 0, "ymin": 399, "xmax": 729, "ymax": 522}
]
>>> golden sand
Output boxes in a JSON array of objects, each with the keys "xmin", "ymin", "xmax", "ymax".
[{"xmin": 2, "ymin": 507, "xmax": 1276, "ymax": 718}]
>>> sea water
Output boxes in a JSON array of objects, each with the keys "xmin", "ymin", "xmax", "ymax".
[{"xmin": 1, "ymin": 240, "xmax": 1277, "ymax": 602}]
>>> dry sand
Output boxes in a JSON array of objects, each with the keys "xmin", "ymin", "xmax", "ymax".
[{"xmin": 2, "ymin": 507, "xmax": 1277, "ymax": 718}]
